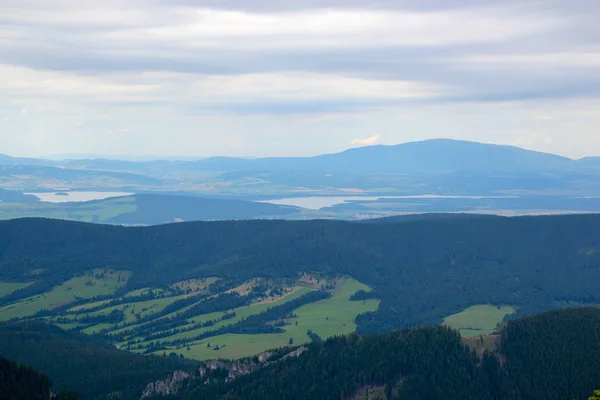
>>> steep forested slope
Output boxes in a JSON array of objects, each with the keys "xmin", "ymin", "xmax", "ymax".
[
  {"xmin": 0, "ymin": 355, "xmax": 81, "ymax": 400},
  {"xmin": 501, "ymin": 307, "xmax": 600, "ymax": 400},
  {"xmin": 0, "ymin": 322, "xmax": 193, "ymax": 400},
  {"xmin": 0, "ymin": 355, "xmax": 52, "ymax": 400},
  {"xmin": 1, "ymin": 215, "xmax": 599, "ymax": 332},
  {"xmin": 1, "ymin": 307, "xmax": 598, "ymax": 400},
  {"xmin": 170, "ymin": 327, "xmax": 494, "ymax": 400},
  {"xmin": 166, "ymin": 307, "xmax": 600, "ymax": 400}
]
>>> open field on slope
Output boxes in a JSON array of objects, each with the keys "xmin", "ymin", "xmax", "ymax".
[
  {"xmin": 155, "ymin": 287, "xmax": 313, "ymax": 343},
  {"xmin": 443, "ymin": 304, "xmax": 516, "ymax": 337},
  {"xmin": 102, "ymin": 281, "xmax": 299, "ymax": 340},
  {"xmin": 0, "ymin": 197, "xmax": 136, "ymax": 223},
  {"xmin": 0, "ymin": 270, "xmax": 379, "ymax": 361},
  {"xmin": 168, "ymin": 278, "xmax": 379, "ymax": 360},
  {"xmin": 0, "ymin": 281, "xmax": 34, "ymax": 297},
  {"xmin": 0, "ymin": 269, "xmax": 129, "ymax": 321},
  {"xmin": 48, "ymin": 279, "xmax": 221, "ymax": 335},
  {"xmin": 290, "ymin": 278, "xmax": 377, "ymax": 339}
]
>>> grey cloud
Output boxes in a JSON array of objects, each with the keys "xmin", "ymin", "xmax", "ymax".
[
  {"xmin": 146, "ymin": 0, "xmax": 596, "ymax": 12},
  {"xmin": 1, "ymin": 0, "xmax": 600, "ymax": 158}
]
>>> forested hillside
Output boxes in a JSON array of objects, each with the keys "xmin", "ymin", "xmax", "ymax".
[
  {"xmin": 1, "ymin": 307, "xmax": 598, "ymax": 399},
  {"xmin": 0, "ymin": 356, "xmax": 52, "ymax": 400},
  {"xmin": 0, "ymin": 193, "xmax": 300, "ymax": 224},
  {"xmin": 1, "ymin": 215, "xmax": 599, "ymax": 333},
  {"xmin": 501, "ymin": 307, "xmax": 600, "ymax": 399},
  {"xmin": 0, "ymin": 322, "xmax": 193, "ymax": 400},
  {"xmin": 163, "ymin": 307, "xmax": 600, "ymax": 400},
  {"xmin": 0, "ymin": 188, "xmax": 39, "ymax": 203},
  {"xmin": 0, "ymin": 355, "xmax": 81, "ymax": 400}
]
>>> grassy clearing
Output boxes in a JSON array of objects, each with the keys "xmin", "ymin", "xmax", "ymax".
[
  {"xmin": 82, "ymin": 323, "xmax": 117, "ymax": 335},
  {"xmin": 169, "ymin": 278, "xmax": 379, "ymax": 360},
  {"xmin": 0, "ymin": 197, "xmax": 136, "ymax": 222},
  {"xmin": 109, "ymin": 286, "xmax": 312, "ymax": 342},
  {"xmin": 2, "ymin": 272, "xmax": 380, "ymax": 362},
  {"xmin": 83, "ymin": 291, "xmax": 201, "ymax": 330},
  {"xmin": 180, "ymin": 333, "xmax": 300, "ymax": 360},
  {"xmin": 108, "ymin": 296, "xmax": 211, "ymax": 338},
  {"xmin": 0, "ymin": 281, "xmax": 34, "ymax": 297},
  {"xmin": 68, "ymin": 299, "xmax": 113, "ymax": 312},
  {"xmin": 0, "ymin": 269, "xmax": 129, "ymax": 321},
  {"xmin": 161, "ymin": 287, "xmax": 313, "ymax": 342},
  {"xmin": 287, "ymin": 278, "xmax": 379, "ymax": 339},
  {"xmin": 70, "ymin": 196, "xmax": 136, "ymax": 222},
  {"xmin": 444, "ymin": 304, "xmax": 516, "ymax": 337},
  {"xmin": 0, "ymin": 203, "xmax": 72, "ymax": 220}
]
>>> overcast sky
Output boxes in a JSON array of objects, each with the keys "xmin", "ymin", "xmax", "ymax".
[{"xmin": 1, "ymin": 0, "xmax": 599, "ymax": 159}]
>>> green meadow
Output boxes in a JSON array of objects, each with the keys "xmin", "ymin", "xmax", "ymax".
[
  {"xmin": 0, "ymin": 197, "xmax": 136, "ymax": 223},
  {"xmin": 443, "ymin": 304, "xmax": 516, "ymax": 337},
  {"xmin": 0, "ymin": 269, "xmax": 129, "ymax": 321},
  {"xmin": 1, "ymin": 272, "xmax": 380, "ymax": 361},
  {"xmin": 0, "ymin": 281, "xmax": 34, "ymax": 297},
  {"xmin": 169, "ymin": 278, "xmax": 379, "ymax": 360}
]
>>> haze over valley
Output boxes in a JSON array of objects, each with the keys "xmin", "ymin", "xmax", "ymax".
[{"xmin": 2, "ymin": 139, "xmax": 600, "ymax": 224}]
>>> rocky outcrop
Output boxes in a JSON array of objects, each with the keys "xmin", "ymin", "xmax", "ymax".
[
  {"xmin": 140, "ymin": 346, "xmax": 309, "ymax": 399},
  {"xmin": 197, "ymin": 350, "xmax": 275, "ymax": 382},
  {"xmin": 141, "ymin": 370, "xmax": 190, "ymax": 399},
  {"xmin": 280, "ymin": 346, "xmax": 308, "ymax": 361}
]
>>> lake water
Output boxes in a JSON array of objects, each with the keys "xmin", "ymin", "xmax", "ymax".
[
  {"xmin": 26, "ymin": 191, "xmax": 133, "ymax": 203},
  {"xmin": 258, "ymin": 195, "xmax": 514, "ymax": 210}
]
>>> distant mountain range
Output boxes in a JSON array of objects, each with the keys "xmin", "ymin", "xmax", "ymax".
[
  {"xmin": 4, "ymin": 139, "xmax": 596, "ymax": 173},
  {"xmin": 184, "ymin": 139, "xmax": 584, "ymax": 174},
  {"xmin": 1, "ymin": 139, "xmax": 600, "ymax": 212}
]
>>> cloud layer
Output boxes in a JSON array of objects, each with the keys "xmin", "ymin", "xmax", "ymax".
[{"xmin": 1, "ymin": 0, "xmax": 599, "ymax": 158}]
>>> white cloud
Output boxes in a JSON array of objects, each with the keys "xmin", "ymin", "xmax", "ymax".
[
  {"xmin": 1, "ymin": 4, "xmax": 559, "ymax": 51},
  {"xmin": 0, "ymin": 65, "xmax": 158, "ymax": 102},
  {"xmin": 90, "ymin": 8, "xmax": 558, "ymax": 50},
  {"xmin": 192, "ymin": 73, "xmax": 451, "ymax": 101},
  {"xmin": 350, "ymin": 134, "xmax": 382, "ymax": 145},
  {"xmin": 0, "ymin": 65, "xmax": 451, "ymax": 113},
  {"xmin": 457, "ymin": 52, "xmax": 600, "ymax": 68},
  {"xmin": 0, "ymin": 0, "xmax": 598, "ymax": 158}
]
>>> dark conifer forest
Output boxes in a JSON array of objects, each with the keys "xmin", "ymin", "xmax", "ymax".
[
  {"xmin": 1, "ymin": 215, "xmax": 600, "ymax": 331},
  {"xmin": 163, "ymin": 307, "xmax": 600, "ymax": 400},
  {"xmin": 0, "ymin": 355, "xmax": 82, "ymax": 400},
  {"xmin": 1, "ymin": 216, "xmax": 600, "ymax": 399},
  {"xmin": 1, "ymin": 308, "xmax": 599, "ymax": 400},
  {"xmin": 0, "ymin": 322, "xmax": 193, "ymax": 400}
]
